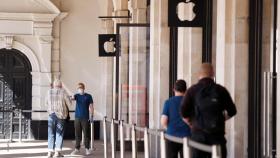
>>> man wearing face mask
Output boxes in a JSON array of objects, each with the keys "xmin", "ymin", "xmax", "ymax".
[{"xmin": 71, "ymin": 83, "xmax": 94, "ymax": 156}]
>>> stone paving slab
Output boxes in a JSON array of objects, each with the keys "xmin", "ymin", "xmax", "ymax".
[
  {"xmin": 0, "ymin": 140, "xmax": 145, "ymax": 158},
  {"xmin": 0, "ymin": 140, "xmax": 104, "ymax": 158}
]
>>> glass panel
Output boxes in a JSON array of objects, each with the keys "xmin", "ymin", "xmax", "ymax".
[
  {"xmin": 0, "ymin": 80, "xmax": 3, "ymax": 102},
  {"xmin": 118, "ymin": 25, "xmax": 150, "ymax": 140}
]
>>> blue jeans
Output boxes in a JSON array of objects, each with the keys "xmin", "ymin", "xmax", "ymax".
[{"xmin": 48, "ymin": 113, "xmax": 66, "ymax": 151}]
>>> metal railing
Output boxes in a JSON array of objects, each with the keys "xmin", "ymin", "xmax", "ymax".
[
  {"xmin": 103, "ymin": 117, "xmax": 221, "ymax": 158},
  {"xmin": 0, "ymin": 110, "xmax": 95, "ymax": 151}
]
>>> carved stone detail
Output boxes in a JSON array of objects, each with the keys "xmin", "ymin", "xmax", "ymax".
[
  {"xmin": 38, "ymin": 36, "xmax": 53, "ymax": 44},
  {"xmin": 5, "ymin": 36, "xmax": 14, "ymax": 50}
]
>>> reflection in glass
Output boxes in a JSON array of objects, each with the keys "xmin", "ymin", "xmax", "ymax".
[
  {"xmin": 118, "ymin": 26, "xmax": 150, "ymax": 140},
  {"xmin": 0, "ymin": 80, "xmax": 3, "ymax": 102}
]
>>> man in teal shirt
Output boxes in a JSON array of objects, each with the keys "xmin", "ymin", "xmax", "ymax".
[
  {"xmin": 161, "ymin": 80, "xmax": 191, "ymax": 158},
  {"xmin": 71, "ymin": 83, "xmax": 94, "ymax": 156}
]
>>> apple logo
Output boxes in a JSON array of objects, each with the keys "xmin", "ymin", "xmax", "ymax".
[
  {"xmin": 103, "ymin": 38, "xmax": 116, "ymax": 53},
  {"xmin": 177, "ymin": 0, "xmax": 196, "ymax": 21}
]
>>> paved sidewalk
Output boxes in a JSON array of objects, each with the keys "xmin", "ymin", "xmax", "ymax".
[
  {"xmin": 0, "ymin": 140, "xmax": 145, "ymax": 158},
  {"xmin": 0, "ymin": 140, "xmax": 104, "ymax": 158}
]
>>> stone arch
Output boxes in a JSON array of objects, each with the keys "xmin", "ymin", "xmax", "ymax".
[{"xmin": 0, "ymin": 41, "xmax": 41, "ymax": 73}]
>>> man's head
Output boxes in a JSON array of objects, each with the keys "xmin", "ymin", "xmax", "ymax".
[
  {"xmin": 199, "ymin": 63, "xmax": 215, "ymax": 79},
  {"xmin": 174, "ymin": 79, "xmax": 187, "ymax": 94},
  {"xmin": 53, "ymin": 79, "xmax": 62, "ymax": 89},
  {"xmin": 77, "ymin": 83, "xmax": 85, "ymax": 94}
]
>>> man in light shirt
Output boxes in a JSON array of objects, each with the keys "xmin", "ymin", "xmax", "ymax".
[{"xmin": 45, "ymin": 79, "xmax": 71, "ymax": 158}]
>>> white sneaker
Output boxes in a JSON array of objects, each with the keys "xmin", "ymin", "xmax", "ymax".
[
  {"xmin": 85, "ymin": 149, "xmax": 92, "ymax": 155},
  {"xmin": 53, "ymin": 152, "xmax": 64, "ymax": 157},
  {"xmin": 70, "ymin": 149, "xmax": 80, "ymax": 155},
  {"xmin": 47, "ymin": 151, "xmax": 53, "ymax": 158}
]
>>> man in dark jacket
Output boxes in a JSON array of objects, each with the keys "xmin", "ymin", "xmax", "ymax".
[{"xmin": 181, "ymin": 63, "xmax": 237, "ymax": 158}]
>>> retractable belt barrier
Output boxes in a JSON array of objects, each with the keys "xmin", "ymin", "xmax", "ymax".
[{"xmin": 103, "ymin": 116, "xmax": 221, "ymax": 158}]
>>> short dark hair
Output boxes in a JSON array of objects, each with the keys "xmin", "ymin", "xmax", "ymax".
[
  {"xmin": 78, "ymin": 83, "xmax": 85, "ymax": 89},
  {"xmin": 174, "ymin": 79, "xmax": 187, "ymax": 93}
]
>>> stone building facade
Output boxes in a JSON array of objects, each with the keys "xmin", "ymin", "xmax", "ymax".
[{"xmin": 0, "ymin": 0, "xmax": 280, "ymax": 157}]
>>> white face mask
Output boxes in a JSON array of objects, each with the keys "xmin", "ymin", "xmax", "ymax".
[{"xmin": 78, "ymin": 88, "xmax": 84, "ymax": 94}]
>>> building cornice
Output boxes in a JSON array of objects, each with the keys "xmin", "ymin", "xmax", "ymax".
[{"xmin": 0, "ymin": 12, "xmax": 58, "ymax": 22}]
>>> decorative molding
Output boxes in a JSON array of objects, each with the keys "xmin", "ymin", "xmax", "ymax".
[
  {"xmin": 33, "ymin": 0, "xmax": 61, "ymax": 14},
  {"xmin": 4, "ymin": 36, "xmax": 14, "ymax": 50},
  {"xmin": 38, "ymin": 36, "xmax": 53, "ymax": 44},
  {"xmin": 0, "ymin": 13, "xmax": 58, "ymax": 22}
]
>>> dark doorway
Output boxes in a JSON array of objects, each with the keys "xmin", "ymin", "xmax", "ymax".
[{"xmin": 0, "ymin": 49, "xmax": 32, "ymax": 139}]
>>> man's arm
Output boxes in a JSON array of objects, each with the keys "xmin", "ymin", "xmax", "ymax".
[
  {"xmin": 89, "ymin": 103, "xmax": 94, "ymax": 115},
  {"xmin": 64, "ymin": 92, "xmax": 72, "ymax": 108},
  {"xmin": 161, "ymin": 115, "xmax": 168, "ymax": 129},
  {"xmin": 182, "ymin": 118, "xmax": 192, "ymax": 127},
  {"xmin": 221, "ymin": 88, "xmax": 237, "ymax": 120},
  {"xmin": 181, "ymin": 89, "xmax": 194, "ymax": 119},
  {"xmin": 161, "ymin": 100, "xmax": 170, "ymax": 129}
]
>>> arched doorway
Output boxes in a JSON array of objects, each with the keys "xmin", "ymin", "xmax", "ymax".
[{"xmin": 0, "ymin": 49, "xmax": 32, "ymax": 139}]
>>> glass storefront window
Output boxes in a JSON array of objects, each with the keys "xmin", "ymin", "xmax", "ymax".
[{"xmin": 116, "ymin": 24, "xmax": 150, "ymax": 139}]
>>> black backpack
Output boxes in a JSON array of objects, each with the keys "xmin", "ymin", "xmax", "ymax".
[{"xmin": 193, "ymin": 83, "xmax": 225, "ymax": 134}]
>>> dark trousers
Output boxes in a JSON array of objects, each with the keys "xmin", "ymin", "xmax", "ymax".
[
  {"xmin": 74, "ymin": 118, "xmax": 90, "ymax": 149},
  {"xmin": 166, "ymin": 140, "xmax": 183, "ymax": 158},
  {"xmin": 191, "ymin": 132, "xmax": 227, "ymax": 158}
]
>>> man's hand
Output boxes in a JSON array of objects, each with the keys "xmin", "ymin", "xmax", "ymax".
[
  {"xmin": 161, "ymin": 115, "xmax": 168, "ymax": 129},
  {"xmin": 89, "ymin": 115, "xmax": 94, "ymax": 123},
  {"xmin": 224, "ymin": 111, "xmax": 232, "ymax": 121},
  {"xmin": 183, "ymin": 118, "xmax": 192, "ymax": 128}
]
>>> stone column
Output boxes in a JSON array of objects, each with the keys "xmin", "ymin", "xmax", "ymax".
[
  {"xmin": 103, "ymin": 0, "xmax": 115, "ymax": 119},
  {"xmin": 177, "ymin": 27, "xmax": 203, "ymax": 85},
  {"xmin": 277, "ymin": 0, "xmax": 280, "ymax": 153},
  {"xmin": 104, "ymin": 19, "xmax": 114, "ymax": 120},
  {"xmin": 149, "ymin": 0, "xmax": 169, "ymax": 157},
  {"xmin": 33, "ymin": 15, "xmax": 57, "ymax": 120},
  {"xmin": 112, "ymin": 0, "xmax": 129, "ymax": 120},
  {"xmin": 52, "ymin": 13, "xmax": 68, "ymax": 80},
  {"xmin": 128, "ymin": 0, "xmax": 147, "ymax": 126},
  {"xmin": 214, "ymin": 0, "xmax": 249, "ymax": 157},
  {"xmin": 177, "ymin": 5, "xmax": 203, "ymax": 85}
]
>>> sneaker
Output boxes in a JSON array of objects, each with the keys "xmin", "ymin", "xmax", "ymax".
[
  {"xmin": 53, "ymin": 152, "xmax": 64, "ymax": 158},
  {"xmin": 85, "ymin": 148, "xmax": 92, "ymax": 155},
  {"xmin": 70, "ymin": 149, "xmax": 80, "ymax": 155},
  {"xmin": 47, "ymin": 151, "xmax": 53, "ymax": 158}
]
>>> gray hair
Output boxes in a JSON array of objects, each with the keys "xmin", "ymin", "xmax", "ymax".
[{"xmin": 53, "ymin": 79, "xmax": 62, "ymax": 88}]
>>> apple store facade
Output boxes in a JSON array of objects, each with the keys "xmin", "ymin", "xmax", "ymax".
[{"xmin": 0, "ymin": 0, "xmax": 280, "ymax": 157}]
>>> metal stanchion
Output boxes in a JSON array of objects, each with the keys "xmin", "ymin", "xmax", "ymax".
[
  {"xmin": 120, "ymin": 120, "xmax": 125, "ymax": 158},
  {"xmin": 212, "ymin": 145, "xmax": 221, "ymax": 158},
  {"xmin": 103, "ymin": 117, "xmax": 108, "ymax": 158},
  {"xmin": 144, "ymin": 128, "xmax": 150, "ymax": 158},
  {"xmin": 19, "ymin": 110, "xmax": 22, "ymax": 143},
  {"xmin": 9, "ymin": 112, "xmax": 13, "ymax": 142},
  {"xmin": 90, "ymin": 121, "xmax": 94, "ymax": 150},
  {"xmin": 160, "ymin": 131, "xmax": 166, "ymax": 158},
  {"xmin": 111, "ymin": 119, "xmax": 116, "ymax": 158},
  {"xmin": 28, "ymin": 119, "xmax": 31, "ymax": 139},
  {"xmin": 132, "ymin": 124, "xmax": 137, "ymax": 158},
  {"xmin": 82, "ymin": 131, "xmax": 84, "ymax": 145},
  {"xmin": 183, "ymin": 137, "xmax": 191, "ymax": 158}
]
